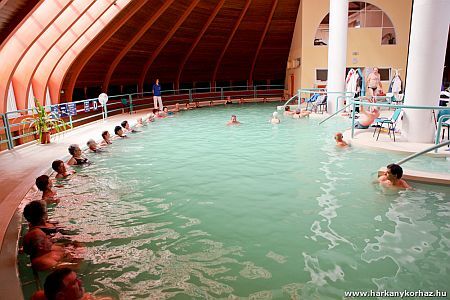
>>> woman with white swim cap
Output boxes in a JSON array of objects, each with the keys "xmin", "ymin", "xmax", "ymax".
[{"xmin": 271, "ymin": 111, "xmax": 280, "ymax": 124}]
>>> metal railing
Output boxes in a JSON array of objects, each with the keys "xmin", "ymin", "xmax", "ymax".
[
  {"xmin": 349, "ymin": 100, "xmax": 450, "ymax": 144},
  {"xmin": 396, "ymin": 140, "xmax": 450, "ymax": 165},
  {"xmin": 0, "ymin": 85, "xmax": 284, "ymax": 151}
]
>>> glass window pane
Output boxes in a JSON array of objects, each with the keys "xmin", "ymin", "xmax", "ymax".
[
  {"xmin": 382, "ymin": 12, "xmax": 393, "ymax": 27},
  {"xmin": 348, "ymin": 11, "xmax": 365, "ymax": 28},
  {"xmin": 366, "ymin": 3, "xmax": 381, "ymax": 11},
  {"xmin": 381, "ymin": 28, "xmax": 396, "ymax": 45},
  {"xmin": 348, "ymin": 1, "xmax": 365, "ymax": 11},
  {"xmin": 365, "ymin": 11, "xmax": 382, "ymax": 27}
]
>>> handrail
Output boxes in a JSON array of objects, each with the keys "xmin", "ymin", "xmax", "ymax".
[
  {"xmin": 396, "ymin": 140, "xmax": 450, "ymax": 165},
  {"xmin": 319, "ymin": 103, "xmax": 353, "ymax": 125},
  {"xmin": 281, "ymin": 94, "xmax": 298, "ymax": 107},
  {"xmin": 1, "ymin": 85, "xmax": 284, "ymax": 150},
  {"xmin": 434, "ymin": 114, "xmax": 450, "ymax": 152},
  {"xmin": 350, "ymin": 99, "xmax": 450, "ymax": 138}
]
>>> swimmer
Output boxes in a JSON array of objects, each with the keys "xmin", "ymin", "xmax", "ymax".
[
  {"xmin": 292, "ymin": 108, "xmax": 312, "ymax": 118},
  {"xmin": 114, "ymin": 126, "xmax": 127, "ymax": 138},
  {"xmin": 239, "ymin": 98, "xmax": 244, "ymax": 104},
  {"xmin": 121, "ymin": 120, "xmax": 138, "ymax": 133},
  {"xmin": 38, "ymin": 268, "xmax": 114, "ymax": 300},
  {"xmin": 145, "ymin": 113, "xmax": 155, "ymax": 123},
  {"xmin": 378, "ymin": 163, "xmax": 411, "ymax": 189},
  {"xmin": 134, "ymin": 117, "xmax": 145, "ymax": 127},
  {"xmin": 86, "ymin": 139, "xmax": 103, "ymax": 153},
  {"xmin": 163, "ymin": 106, "xmax": 174, "ymax": 116},
  {"xmin": 35, "ymin": 175, "xmax": 60, "ymax": 204},
  {"xmin": 184, "ymin": 103, "xmax": 191, "ymax": 110},
  {"xmin": 284, "ymin": 106, "xmax": 295, "ymax": 116},
  {"xmin": 227, "ymin": 115, "xmax": 241, "ymax": 125},
  {"xmin": 334, "ymin": 132, "xmax": 348, "ymax": 147},
  {"xmin": 22, "ymin": 201, "xmax": 66, "ymax": 271},
  {"xmin": 174, "ymin": 103, "xmax": 180, "ymax": 112},
  {"xmin": 270, "ymin": 112, "xmax": 280, "ymax": 124},
  {"xmin": 100, "ymin": 131, "xmax": 112, "ymax": 146},
  {"xmin": 67, "ymin": 144, "xmax": 90, "ymax": 166},
  {"xmin": 225, "ymin": 96, "xmax": 233, "ymax": 105},
  {"xmin": 52, "ymin": 160, "xmax": 75, "ymax": 179}
]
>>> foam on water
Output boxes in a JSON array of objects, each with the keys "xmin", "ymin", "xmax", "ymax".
[{"xmin": 20, "ymin": 104, "xmax": 450, "ymax": 299}]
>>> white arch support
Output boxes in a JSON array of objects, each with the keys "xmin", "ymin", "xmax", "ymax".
[{"xmin": 6, "ymin": 82, "xmax": 19, "ymax": 118}]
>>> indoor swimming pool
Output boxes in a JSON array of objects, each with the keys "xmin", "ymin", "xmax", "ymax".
[{"xmin": 20, "ymin": 103, "xmax": 450, "ymax": 299}]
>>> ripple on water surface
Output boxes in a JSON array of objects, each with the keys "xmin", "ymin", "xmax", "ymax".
[{"xmin": 21, "ymin": 104, "xmax": 450, "ymax": 299}]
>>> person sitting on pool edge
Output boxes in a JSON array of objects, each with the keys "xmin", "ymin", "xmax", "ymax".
[
  {"xmin": 354, "ymin": 107, "xmax": 380, "ymax": 129},
  {"xmin": 100, "ymin": 131, "xmax": 112, "ymax": 146},
  {"xmin": 227, "ymin": 115, "xmax": 241, "ymax": 125},
  {"xmin": 271, "ymin": 112, "xmax": 280, "ymax": 124},
  {"xmin": 52, "ymin": 160, "xmax": 76, "ymax": 179},
  {"xmin": 67, "ymin": 144, "xmax": 90, "ymax": 166},
  {"xmin": 378, "ymin": 163, "xmax": 411, "ymax": 189},
  {"xmin": 114, "ymin": 126, "xmax": 127, "ymax": 139},
  {"xmin": 36, "ymin": 175, "xmax": 60, "ymax": 205},
  {"xmin": 22, "ymin": 201, "xmax": 67, "ymax": 271},
  {"xmin": 334, "ymin": 132, "xmax": 349, "ymax": 148}
]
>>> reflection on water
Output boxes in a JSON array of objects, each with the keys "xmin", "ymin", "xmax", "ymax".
[{"xmin": 19, "ymin": 104, "xmax": 450, "ymax": 299}]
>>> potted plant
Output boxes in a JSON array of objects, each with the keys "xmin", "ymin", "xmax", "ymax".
[{"xmin": 20, "ymin": 98, "xmax": 67, "ymax": 144}]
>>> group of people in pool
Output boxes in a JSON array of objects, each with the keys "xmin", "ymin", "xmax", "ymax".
[{"xmin": 23, "ymin": 110, "xmax": 180, "ymax": 299}]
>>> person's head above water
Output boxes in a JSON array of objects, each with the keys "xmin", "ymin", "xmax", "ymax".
[
  {"xmin": 231, "ymin": 115, "xmax": 237, "ymax": 122},
  {"xmin": 272, "ymin": 111, "xmax": 279, "ymax": 118},
  {"xmin": 44, "ymin": 268, "xmax": 84, "ymax": 300},
  {"xmin": 86, "ymin": 139, "xmax": 97, "ymax": 150},
  {"xmin": 51, "ymin": 160, "xmax": 65, "ymax": 174},
  {"xmin": 335, "ymin": 132, "xmax": 344, "ymax": 142},
  {"xmin": 163, "ymin": 107, "xmax": 168, "ymax": 112},
  {"xmin": 114, "ymin": 126, "xmax": 123, "ymax": 136},
  {"xmin": 121, "ymin": 120, "xmax": 130, "ymax": 129},
  {"xmin": 23, "ymin": 200, "xmax": 46, "ymax": 226},
  {"xmin": 68, "ymin": 144, "xmax": 81, "ymax": 157},
  {"xmin": 284, "ymin": 106, "xmax": 291, "ymax": 111},
  {"xmin": 386, "ymin": 163, "xmax": 403, "ymax": 180},
  {"xmin": 152, "ymin": 108, "xmax": 159, "ymax": 114},
  {"xmin": 102, "ymin": 130, "xmax": 110, "ymax": 140},
  {"xmin": 36, "ymin": 175, "xmax": 51, "ymax": 192}
]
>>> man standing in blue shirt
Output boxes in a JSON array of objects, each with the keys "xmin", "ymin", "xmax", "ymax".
[{"xmin": 153, "ymin": 79, "xmax": 163, "ymax": 111}]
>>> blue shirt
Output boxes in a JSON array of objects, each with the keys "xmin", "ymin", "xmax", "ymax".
[{"xmin": 153, "ymin": 84, "xmax": 161, "ymax": 96}]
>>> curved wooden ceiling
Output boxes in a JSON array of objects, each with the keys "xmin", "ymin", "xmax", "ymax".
[{"xmin": 65, "ymin": 0, "xmax": 300, "ymax": 97}]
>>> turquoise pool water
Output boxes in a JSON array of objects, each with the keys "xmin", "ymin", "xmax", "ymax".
[{"xmin": 21, "ymin": 103, "xmax": 450, "ymax": 299}]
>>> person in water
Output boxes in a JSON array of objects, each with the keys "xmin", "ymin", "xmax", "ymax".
[
  {"xmin": 378, "ymin": 163, "xmax": 411, "ymax": 189},
  {"xmin": 292, "ymin": 108, "xmax": 312, "ymax": 118},
  {"xmin": 67, "ymin": 144, "xmax": 90, "ymax": 166},
  {"xmin": 52, "ymin": 160, "xmax": 75, "ymax": 179},
  {"xmin": 121, "ymin": 120, "xmax": 138, "ymax": 133},
  {"xmin": 22, "ymin": 201, "xmax": 66, "ymax": 271},
  {"xmin": 271, "ymin": 112, "xmax": 280, "ymax": 124},
  {"xmin": 334, "ymin": 132, "xmax": 348, "ymax": 148},
  {"xmin": 114, "ymin": 126, "xmax": 127, "ymax": 139},
  {"xmin": 35, "ymin": 175, "xmax": 60, "ymax": 204},
  {"xmin": 284, "ymin": 106, "xmax": 295, "ymax": 116},
  {"xmin": 100, "ymin": 131, "xmax": 112, "ymax": 146},
  {"xmin": 134, "ymin": 117, "xmax": 145, "ymax": 128},
  {"xmin": 86, "ymin": 139, "xmax": 103, "ymax": 153},
  {"xmin": 227, "ymin": 115, "xmax": 241, "ymax": 125}
]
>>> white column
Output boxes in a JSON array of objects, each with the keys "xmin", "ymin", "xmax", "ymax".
[
  {"xmin": 403, "ymin": 0, "xmax": 450, "ymax": 143},
  {"xmin": 327, "ymin": 0, "xmax": 348, "ymax": 113}
]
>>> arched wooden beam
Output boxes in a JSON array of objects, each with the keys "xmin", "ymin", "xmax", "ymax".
[
  {"xmin": 138, "ymin": 0, "xmax": 201, "ymax": 91},
  {"xmin": 0, "ymin": 0, "xmax": 74, "ymax": 112},
  {"xmin": 211, "ymin": 0, "xmax": 252, "ymax": 84},
  {"xmin": 248, "ymin": 0, "xmax": 278, "ymax": 84},
  {"xmin": 34, "ymin": 0, "xmax": 115, "ymax": 103},
  {"xmin": 103, "ymin": 0, "xmax": 174, "ymax": 92},
  {"xmin": 14, "ymin": 1, "xmax": 97, "ymax": 107},
  {"xmin": 61, "ymin": 0, "xmax": 147, "ymax": 103},
  {"xmin": 175, "ymin": 0, "xmax": 225, "ymax": 88}
]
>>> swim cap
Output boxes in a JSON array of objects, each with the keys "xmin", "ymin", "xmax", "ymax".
[{"xmin": 272, "ymin": 111, "xmax": 278, "ymax": 117}]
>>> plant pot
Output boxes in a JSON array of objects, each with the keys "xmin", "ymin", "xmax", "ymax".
[{"xmin": 41, "ymin": 131, "xmax": 51, "ymax": 144}]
